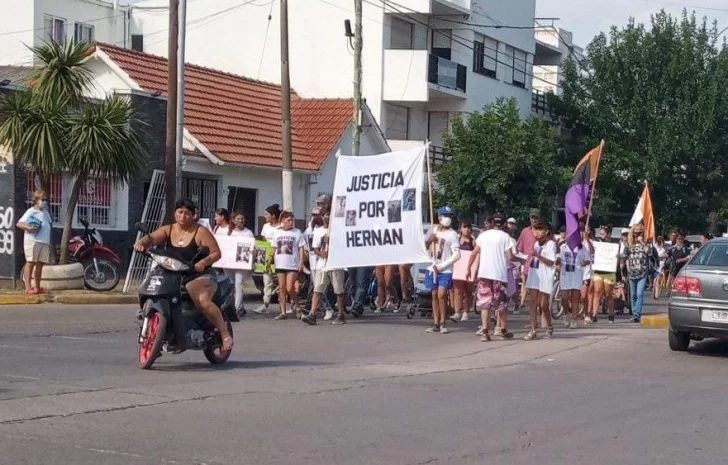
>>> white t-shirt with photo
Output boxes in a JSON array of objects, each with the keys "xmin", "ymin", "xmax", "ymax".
[
  {"xmin": 525, "ymin": 240, "xmax": 557, "ymax": 294},
  {"xmin": 271, "ymin": 228, "xmax": 305, "ymax": 271},
  {"xmin": 261, "ymin": 222, "xmax": 280, "ymax": 242},
  {"xmin": 476, "ymin": 229, "xmax": 517, "ymax": 283},
  {"xmin": 428, "ymin": 227, "xmax": 460, "ymax": 274},
  {"xmin": 559, "ymin": 245, "xmax": 591, "ymax": 291},
  {"xmin": 311, "ymin": 226, "xmax": 330, "ymax": 270}
]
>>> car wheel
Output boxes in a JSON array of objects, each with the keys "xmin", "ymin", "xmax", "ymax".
[{"xmin": 668, "ymin": 328, "xmax": 690, "ymax": 352}]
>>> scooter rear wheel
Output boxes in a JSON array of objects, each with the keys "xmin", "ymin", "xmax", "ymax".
[
  {"xmin": 83, "ymin": 259, "xmax": 120, "ymax": 292},
  {"xmin": 139, "ymin": 311, "xmax": 166, "ymax": 369},
  {"xmin": 204, "ymin": 322, "xmax": 233, "ymax": 364}
]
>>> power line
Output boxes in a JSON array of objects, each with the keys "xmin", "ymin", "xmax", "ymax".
[
  {"xmin": 0, "ymin": 12, "xmax": 126, "ymax": 37},
  {"xmin": 637, "ymin": 0, "xmax": 728, "ymax": 13},
  {"xmin": 437, "ymin": 18, "xmax": 538, "ymax": 30}
]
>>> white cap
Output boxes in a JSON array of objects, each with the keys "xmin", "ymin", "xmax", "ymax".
[
  {"xmin": 507, "ymin": 217, "xmax": 516, "ymax": 224},
  {"xmin": 621, "ymin": 228, "xmax": 630, "ymax": 234}
]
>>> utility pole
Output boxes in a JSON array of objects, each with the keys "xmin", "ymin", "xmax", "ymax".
[
  {"xmin": 164, "ymin": 0, "xmax": 179, "ymax": 220},
  {"xmin": 175, "ymin": 0, "xmax": 187, "ymax": 201},
  {"xmin": 352, "ymin": 0, "xmax": 363, "ymax": 157},
  {"xmin": 280, "ymin": 0, "xmax": 293, "ymax": 212}
]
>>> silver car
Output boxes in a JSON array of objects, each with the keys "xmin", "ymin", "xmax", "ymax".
[{"xmin": 668, "ymin": 238, "xmax": 728, "ymax": 351}]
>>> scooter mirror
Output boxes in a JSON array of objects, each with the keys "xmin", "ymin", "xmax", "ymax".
[{"xmin": 135, "ymin": 222, "xmax": 150, "ymax": 234}]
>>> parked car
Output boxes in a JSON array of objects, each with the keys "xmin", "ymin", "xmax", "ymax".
[{"xmin": 667, "ymin": 237, "xmax": 728, "ymax": 351}]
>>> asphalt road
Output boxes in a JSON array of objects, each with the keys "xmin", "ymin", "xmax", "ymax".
[{"xmin": 1, "ymin": 301, "xmax": 727, "ymax": 465}]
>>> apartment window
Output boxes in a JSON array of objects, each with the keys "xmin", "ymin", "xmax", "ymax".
[
  {"xmin": 512, "ymin": 49, "xmax": 527, "ymax": 88},
  {"xmin": 473, "ymin": 34, "xmax": 497, "ymax": 79},
  {"xmin": 44, "ymin": 15, "xmax": 66, "ymax": 43},
  {"xmin": 390, "ymin": 17, "xmax": 413, "ymax": 50},
  {"xmin": 427, "ymin": 111, "xmax": 450, "ymax": 146},
  {"xmin": 385, "ymin": 104, "xmax": 409, "ymax": 140},
  {"xmin": 131, "ymin": 34, "xmax": 144, "ymax": 52},
  {"xmin": 74, "ymin": 23, "xmax": 94, "ymax": 43}
]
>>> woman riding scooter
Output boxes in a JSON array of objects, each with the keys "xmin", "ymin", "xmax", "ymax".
[{"xmin": 134, "ymin": 199, "xmax": 233, "ymax": 351}]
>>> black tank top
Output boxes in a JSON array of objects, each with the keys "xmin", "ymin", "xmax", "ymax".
[
  {"xmin": 165, "ymin": 224, "xmax": 200, "ymax": 263},
  {"xmin": 459, "ymin": 236, "xmax": 474, "ymax": 251}
]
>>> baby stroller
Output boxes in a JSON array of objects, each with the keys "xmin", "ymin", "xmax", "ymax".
[{"xmin": 406, "ymin": 269, "xmax": 453, "ymax": 319}]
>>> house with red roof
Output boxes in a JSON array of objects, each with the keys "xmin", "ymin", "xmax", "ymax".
[{"xmin": 84, "ymin": 43, "xmax": 389, "ymax": 232}]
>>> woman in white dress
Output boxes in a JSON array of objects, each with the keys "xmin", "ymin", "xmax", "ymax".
[{"xmin": 524, "ymin": 219, "xmax": 557, "ymax": 340}]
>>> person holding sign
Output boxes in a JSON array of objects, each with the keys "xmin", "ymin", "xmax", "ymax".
[
  {"xmin": 451, "ymin": 221, "xmax": 475, "ymax": 323},
  {"xmin": 466, "ymin": 212, "xmax": 522, "ymax": 342},
  {"xmin": 524, "ymin": 219, "xmax": 557, "ymax": 340},
  {"xmin": 557, "ymin": 232, "xmax": 592, "ymax": 329},
  {"xmin": 215, "ymin": 211, "xmax": 255, "ymax": 319},
  {"xmin": 424, "ymin": 207, "xmax": 461, "ymax": 334},
  {"xmin": 253, "ymin": 204, "xmax": 282, "ymax": 315},
  {"xmin": 269, "ymin": 211, "xmax": 306, "ymax": 320},
  {"xmin": 591, "ymin": 225, "xmax": 619, "ymax": 324},
  {"xmin": 301, "ymin": 215, "xmax": 347, "ymax": 326}
]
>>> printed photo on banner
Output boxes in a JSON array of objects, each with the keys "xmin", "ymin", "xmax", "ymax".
[
  {"xmin": 325, "ymin": 145, "xmax": 433, "ymax": 270},
  {"xmin": 214, "ymin": 235, "xmax": 255, "ymax": 270},
  {"xmin": 403, "ymin": 188, "xmax": 416, "ymax": 211}
]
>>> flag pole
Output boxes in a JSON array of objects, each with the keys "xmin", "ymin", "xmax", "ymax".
[
  {"xmin": 585, "ymin": 139, "xmax": 605, "ymax": 228},
  {"xmin": 425, "ymin": 140, "xmax": 434, "ymax": 229}
]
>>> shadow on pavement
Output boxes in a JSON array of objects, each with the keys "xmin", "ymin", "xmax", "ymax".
[
  {"xmin": 688, "ymin": 339, "xmax": 728, "ymax": 358},
  {"xmin": 152, "ymin": 359, "xmax": 328, "ymax": 372}
]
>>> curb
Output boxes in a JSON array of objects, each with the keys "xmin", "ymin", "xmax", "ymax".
[
  {"xmin": 0, "ymin": 295, "xmax": 49, "ymax": 305},
  {"xmin": 641, "ymin": 313, "xmax": 669, "ymax": 328},
  {"xmin": 53, "ymin": 294, "xmax": 139, "ymax": 305}
]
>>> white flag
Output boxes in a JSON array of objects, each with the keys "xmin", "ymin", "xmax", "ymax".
[{"xmin": 325, "ymin": 145, "xmax": 433, "ymax": 269}]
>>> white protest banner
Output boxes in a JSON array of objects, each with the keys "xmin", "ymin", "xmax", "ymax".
[
  {"xmin": 213, "ymin": 235, "xmax": 255, "ymax": 270},
  {"xmin": 325, "ymin": 145, "xmax": 433, "ymax": 269},
  {"xmin": 592, "ymin": 242, "xmax": 620, "ymax": 273}
]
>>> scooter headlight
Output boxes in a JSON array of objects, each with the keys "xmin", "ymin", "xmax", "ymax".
[{"xmin": 150, "ymin": 253, "xmax": 189, "ymax": 272}]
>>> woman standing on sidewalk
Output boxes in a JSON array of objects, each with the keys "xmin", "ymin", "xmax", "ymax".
[
  {"xmin": 16, "ymin": 190, "xmax": 53, "ymax": 294},
  {"xmin": 451, "ymin": 221, "xmax": 475, "ymax": 322},
  {"xmin": 253, "ymin": 204, "xmax": 281, "ymax": 315},
  {"xmin": 620, "ymin": 224, "xmax": 653, "ymax": 323}
]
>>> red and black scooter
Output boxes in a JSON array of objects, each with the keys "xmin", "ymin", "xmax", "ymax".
[{"xmin": 66, "ymin": 217, "xmax": 122, "ymax": 291}]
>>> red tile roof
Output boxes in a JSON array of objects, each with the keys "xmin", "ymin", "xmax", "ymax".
[{"xmin": 94, "ymin": 43, "xmax": 352, "ymax": 171}]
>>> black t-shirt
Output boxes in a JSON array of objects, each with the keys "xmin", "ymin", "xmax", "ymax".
[{"xmin": 669, "ymin": 245, "xmax": 691, "ymax": 271}]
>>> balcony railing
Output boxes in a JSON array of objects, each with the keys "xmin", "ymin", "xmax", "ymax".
[
  {"xmin": 428, "ymin": 54, "xmax": 466, "ymax": 94},
  {"xmin": 429, "ymin": 145, "xmax": 450, "ymax": 167},
  {"xmin": 531, "ymin": 90, "xmax": 557, "ymax": 120}
]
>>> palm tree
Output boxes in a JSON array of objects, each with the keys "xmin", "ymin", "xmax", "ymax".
[{"xmin": 0, "ymin": 41, "xmax": 146, "ymax": 264}]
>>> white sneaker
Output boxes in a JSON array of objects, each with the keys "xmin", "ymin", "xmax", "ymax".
[
  {"xmin": 460, "ymin": 312, "xmax": 469, "ymax": 322},
  {"xmin": 584, "ymin": 315, "xmax": 592, "ymax": 324},
  {"xmin": 563, "ymin": 316, "xmax": 570, "ymax": 328},
  {"xmin": 440, "ymin": 326, "xmax": 450, "ymax": 334},
  {"xmin": 285, "ymin": 307, "xmax": 294, "ymax": 315},
  {"xmin": 450, "ymin": 313, "xmax": 461, "ymax": 323},
  {"xmin": 476, "ymin": 326, "xmax": 484, "ymax": 336},
  {"xmin": 323, "ymin": 310, "xmax": 334, "ymax": 321},
  {"xmin": 253, "ymin": 304, "xmax": 269, "ymax": 315},
  {"xmin": 569, "ymin": 320, "xmax": 578, "ymax": 329}
]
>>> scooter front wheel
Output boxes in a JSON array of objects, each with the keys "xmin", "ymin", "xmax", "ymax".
[
  {"xmin": 204, "ymin": 322, "xmax": 233, "ymax": 365},
  {"xmin": 139, "ymin": 311, "xmax": 166, "ymax": 369}
]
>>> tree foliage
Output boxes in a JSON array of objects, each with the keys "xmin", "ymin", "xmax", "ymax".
[
  {"xmin": 0, "ymin": 41, "xmax": 147, "ymax": 263},
  {"xmin": 438, "ymin": 98, "xmax": 568, "ymax": 223},
  {"xmin": 550, "ymin": 10, "xmax": 728, "ymax": 234}
]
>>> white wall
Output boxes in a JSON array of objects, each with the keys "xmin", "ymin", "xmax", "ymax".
[
  {"xmin": 0, "ymin": 0, "xmax": 129, "ymax": 66},
  {"xmin": 0, "ymin": 1, "xmax": 36, "ymax": 66}
]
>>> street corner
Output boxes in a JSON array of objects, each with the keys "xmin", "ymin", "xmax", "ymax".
[
  {"xmin": 52, "ymin": 293, "xmax": 139, "ymax": 305},
  {"xmin": 0, "ymin": 293, "xmax": 49, "ymax": 305},
  {"xmin": 641, "ymin": 313, "xmax": 669, "ymax": 329}
]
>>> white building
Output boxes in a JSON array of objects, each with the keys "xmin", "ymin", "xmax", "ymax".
[
  {"xmin": 0, "ymin": 0, "xmax": 132, "ymax": 67},
  {"xmin": 131, "ymin": 0, "xmax": 537, "ymax": 153},
  {"xmin": 532, "ymin": 26, "xmax": 584, "ymax": 96}
]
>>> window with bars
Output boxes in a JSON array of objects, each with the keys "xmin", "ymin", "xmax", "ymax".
[
  {"xmin": 26, "ymin": 171, "xmax": 63, "ymax": 224},
  {"xmin": 44, "ymin": 15, "xmax": 66, "ymax": 43},
  {"xmin": 74, "ymin": 22, "xmax": 94, "ymax": 43},
  {"xmin": 473, "ymin": 34, "xmax": 497, "ymax": 79},
  {"xmin": 503, "ymin": 45, "xmax": 528, "ymax": 88},
  {"xmin": 76, "ymin": 176, "xmax": 114, "ymax": 228}
]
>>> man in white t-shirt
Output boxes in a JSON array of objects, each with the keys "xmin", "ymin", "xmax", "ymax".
[
  {"xmin": 466, "ymin": 212, "xmax": 522, "ymax": 342},
  {"xmin": 424, "ymin": 206, "xmax": 460, "ymax": 334}
]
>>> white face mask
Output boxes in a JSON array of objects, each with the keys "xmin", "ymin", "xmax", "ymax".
[{"xmin": 439, "ymin": 217, "xmax": 452, "ymax": 228}]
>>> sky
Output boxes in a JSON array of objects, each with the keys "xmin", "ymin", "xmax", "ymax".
[{"xmin": 535, "ymin": 0, "xmax": 728, "ymax": 47}]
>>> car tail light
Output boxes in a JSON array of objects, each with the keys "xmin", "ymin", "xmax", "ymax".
[{"xmin": 672, "ymin": 276, "xmax": 702, "ymax": 297}]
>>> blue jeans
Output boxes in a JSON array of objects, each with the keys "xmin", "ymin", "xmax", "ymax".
[
  {"xmin": 629, "ymin": 276, "xmax": 648, "ymax": 319},
  {"xmin": 351, "ymin": 266, "xmax": 373, "ymax": 311}
]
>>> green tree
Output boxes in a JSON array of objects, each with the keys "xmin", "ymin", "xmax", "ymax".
[
  {"xmin": 550, "ymin": 10, "xmax": 728, "ymax": 234},
  {"xmin": 438, "ymin": 98, "xmax": 568, "ymax": 222},
  {"xmin": 0, "ymin": 41, "xmax": 147, "ymax": 263}
]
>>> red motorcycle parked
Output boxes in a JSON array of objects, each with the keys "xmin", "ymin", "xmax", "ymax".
[{"xmin": 67, "ymin": 217, "xmax": 122, "ymax": 292}]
